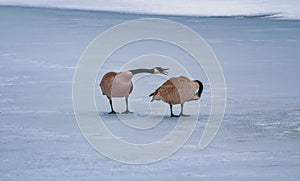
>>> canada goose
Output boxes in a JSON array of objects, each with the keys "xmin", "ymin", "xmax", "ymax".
[
  {"xmin": 149, "ymin": 76, "xmax": 203, "ymax": 117},
  {"xmin": 100, "ymin": 67, "xmax": 168, "ymax": 114}
]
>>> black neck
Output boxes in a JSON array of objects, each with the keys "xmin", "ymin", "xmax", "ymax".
[
  {"xmin": 128, "ymin": 68, "xmax": 154, "ymax": 75},
  {"xmin": 195, "ymin": 80, "xmax": 204, "ymax": 97}
]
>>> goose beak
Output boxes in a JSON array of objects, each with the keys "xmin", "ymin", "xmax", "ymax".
[
  {"xmin": 161, "ymin": 68, "xmax": 169, "ymax": 75},
  {"xmin": 193, "ymin": 92, "xmax": 200, "ymax": 100}
]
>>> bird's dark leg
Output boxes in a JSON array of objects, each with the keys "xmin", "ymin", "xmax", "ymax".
[
  {"xmin": 170, "ymin": 104, "xmax": 179, "ymax": 117},
  {"xmin": 122, "ymin": 96, "xmax": 133, "ymax": 114},
  {"xmin": 108, "ymin": 98, "xmax": 116, "ymax": 114},
  {"xmin": 179, "ymin": 103, "xmax": 190, "ymax": 117}
]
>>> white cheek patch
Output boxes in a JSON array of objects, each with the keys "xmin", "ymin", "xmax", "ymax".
[{"xmin": 153, "ymin": 68, "xmax": 159, "ymax": 74}]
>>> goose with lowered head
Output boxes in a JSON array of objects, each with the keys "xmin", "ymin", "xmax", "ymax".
[{"xmin": 149, "ymin": 76, "xmax": 203, "ymax": 117}]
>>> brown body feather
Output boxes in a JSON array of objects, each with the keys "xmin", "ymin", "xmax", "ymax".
[
  {"xmin": 150, "ymin": 76, "xmax": 199, "ymax": 105},
  {"xmin": 150, "ymin": 76, "xmax": 203, "ymax": 117},
  {"xmin": 100, "ymin": 72, "xmax": 133, "ymax": 98},
  {"xmin": 100, "ymin": 72, "xmax": 117, "ymax": 98}
]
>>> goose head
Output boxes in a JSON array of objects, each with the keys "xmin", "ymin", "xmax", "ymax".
[
  {"xmin": 194, "ymin": 80, "xmax": 204, "ymax": 98},
  {"xmin": 153, "ymin": 67, "xmax": 169, "ymax": 75}
]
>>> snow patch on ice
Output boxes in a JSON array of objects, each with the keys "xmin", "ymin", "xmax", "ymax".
[{"xmin": 1, "ymin": 0, "xmax": 300, "ymax": 20}]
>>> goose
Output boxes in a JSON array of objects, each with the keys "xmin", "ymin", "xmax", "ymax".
[
  {"xmin": 100, "ymin": 67, "xmax": 168, "ymax": 114},
  {"xmin": 149, "ymin": 76, "xmax": 204, "ymax": 117}
]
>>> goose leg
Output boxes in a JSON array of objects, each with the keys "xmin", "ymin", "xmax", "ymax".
[
  {"xmin": 170, "ymin": 104, "xmax": 179, "ymax": 117},
  {"xmin": 122, "ymin": 96, "xmax": 133, "ymax": 114},
  {"xmin": 180, "ymin": 103, "xmax": 190, "ymax": 117},
  {"xmin": 108, "ymin": 98, "xmax": 116, "ymax": 114}
]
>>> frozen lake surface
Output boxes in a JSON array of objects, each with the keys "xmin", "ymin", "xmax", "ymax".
[{"xmin": 0, "ymin": 6, "xmax": 299, "ymax": 180}]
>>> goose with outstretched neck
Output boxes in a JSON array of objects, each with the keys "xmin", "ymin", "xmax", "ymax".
[
  {"xmin": 100, "ymin": 67, "xmax": 168, "ymax": 114},
  {"xmin": 149, "ymin": 76, "xmax": 203, "ymax": 117}
]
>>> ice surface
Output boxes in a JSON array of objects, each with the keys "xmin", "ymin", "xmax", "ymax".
[{"xmin": 0, "ymin": 6, "xmax": 299, "ymax": 180}]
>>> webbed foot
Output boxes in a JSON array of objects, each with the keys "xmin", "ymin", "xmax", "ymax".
[{"xmin": 122, "ymin": 110, "xmax": 133, "ymax": 114}]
